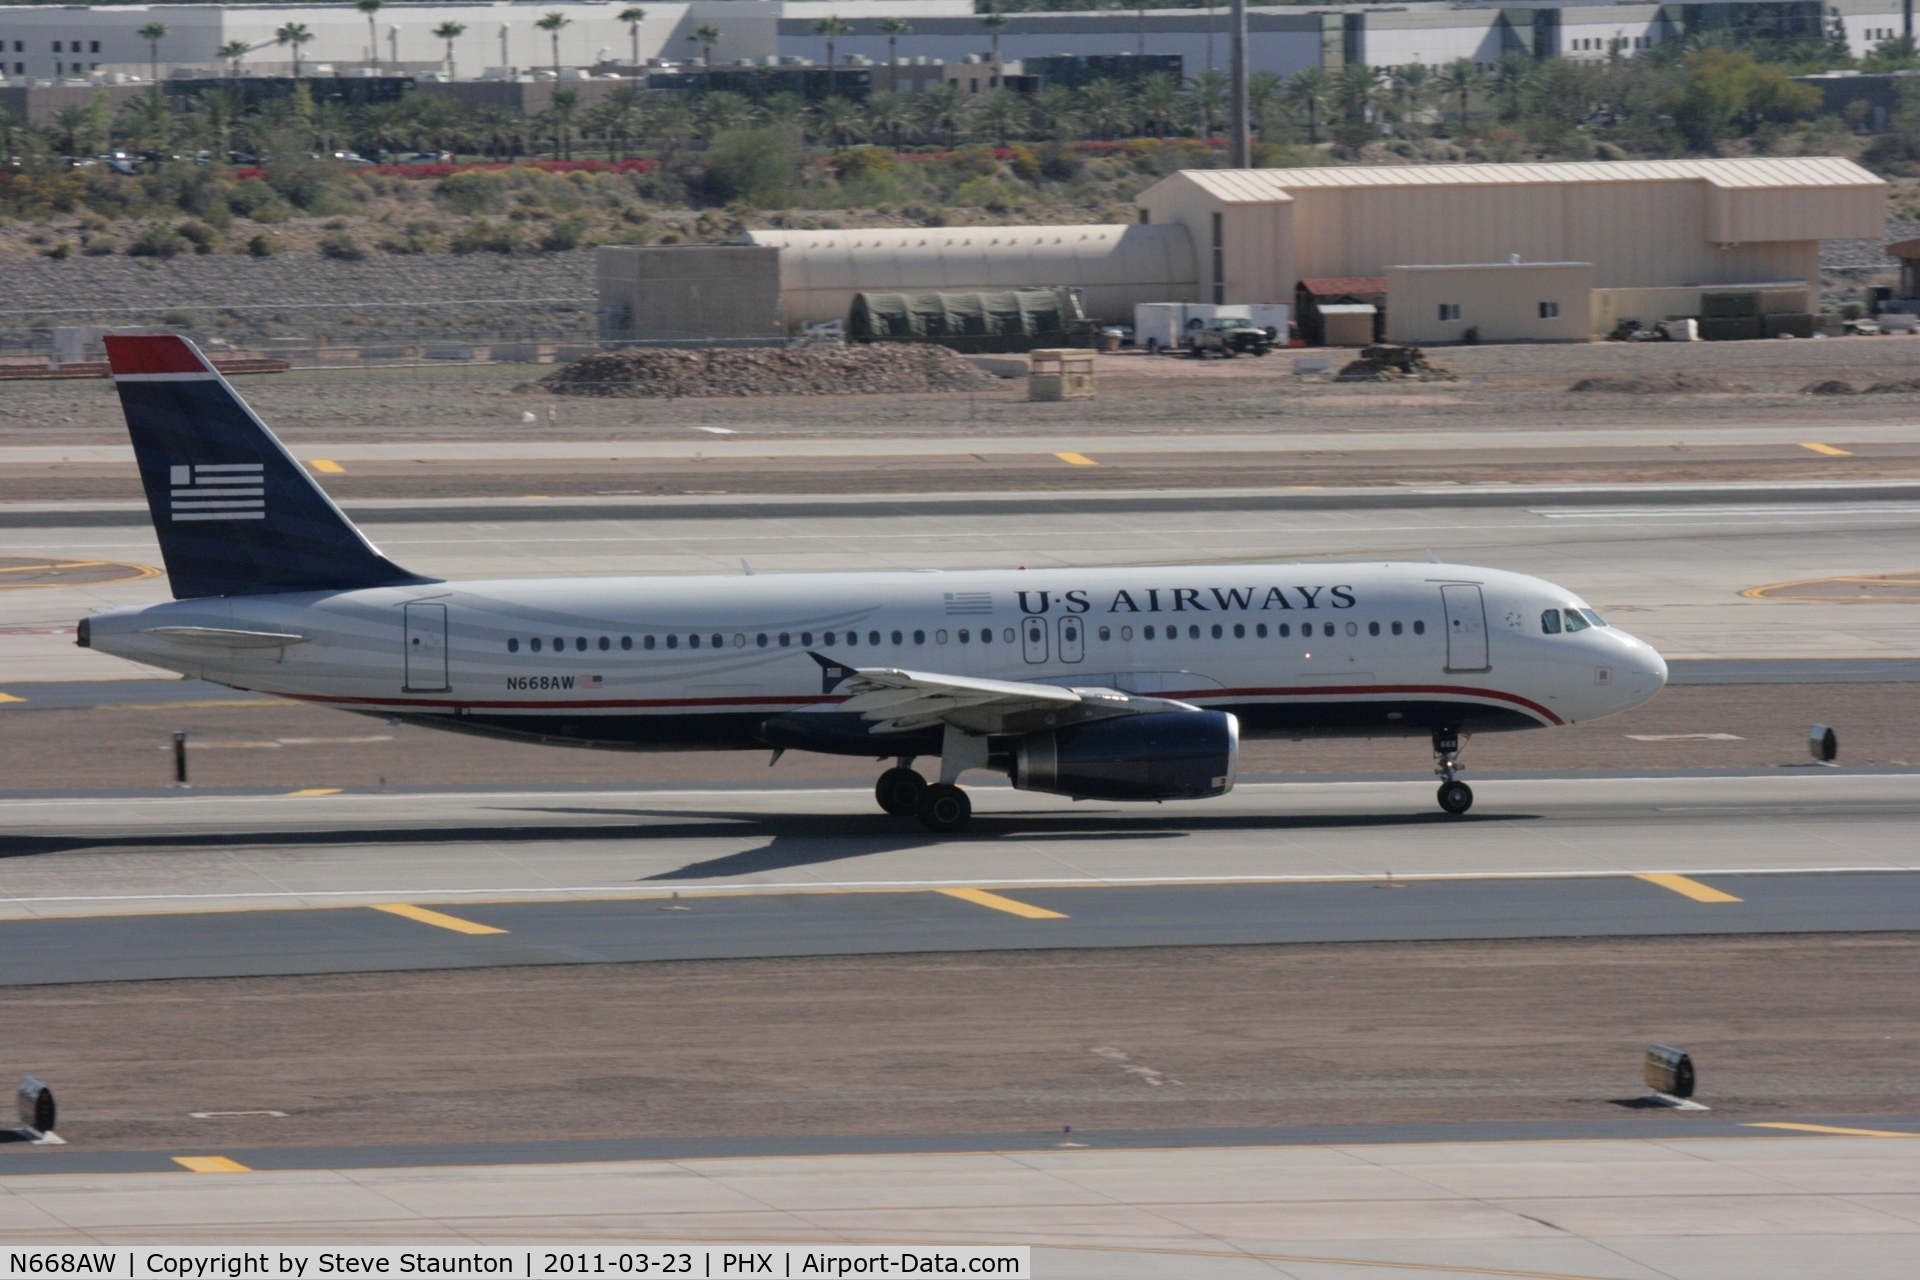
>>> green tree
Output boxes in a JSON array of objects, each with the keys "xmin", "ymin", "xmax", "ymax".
[
  {"xmin": 218, "ymin": 40, "xmax": 250, "ymax": 79},
  {"xmin": 1672, "ymin": 47, "xmax": 1820, "ymax": 147},
  {"xmin": 863, "ymin": 89, "xmax": 914, "ymax": 147},
  {"xmin": 537, "ymin": 12, "xmax": 572, "ymax": 78},
  {"xmin": 49, "ymin": 105, "xmax": 93, "ymax": 158},
  {"xmin": 618, "ymin": 7, "xmax": 647, "ymax": 68},
  {"xmin": 982, "ymin": 11, "xmax": 1009, "ymax": 64},
  {"xmin": 1436, "ymin": 58, "xmax": 1481, "ymax": 131},
  {"xmin": 1282, "ymin": 66, "xmax": 1329, "ymax": 144},
  {"xmin": 137, "ymin": 22, "xmax": 167, "ymax": 85},
  {"xmin": 600, "ymin": 82, "xmax": 644, "ymax": 157},
  {"xmin": 878, "ymin": 15, "xmax": 912, "ymax": 89},
  {"xmin": 695, "ymin": 90, "xmax": 756, "ymax": 140},
  {"xmin": 546, "ymin": 86, "xmax": 580, "ymax": 158},
  {"xmin": 1491, "ymin": 54, "xmax": 1533, "ymax": 121},
  {"xmin": 196, "ymin": 87, "xmax": 241, "ymax": 159},
  {"xmin": 917, "ymin": 81, "xmax": 974, "ymax": 146},
  {"xmin": 277, "ymin": 24, "xmax": 314, "ymax": 80},
  {"xmin": 356, "ymin": 0, "xmax": 383, "ymax": 69},
  {"xmin": 811, "ymin": 95, "xmax": 862, "ymax": 147},
  {"xmin": 1186, "ymin": 67, "xmax": 1226, "ymax": 137},
  {"xmin": 689, "ymin": 24, "xmax": 722, "ymax": 69},
  {"xmin": 812, "ymin": 16, "xmax": 853, "ymax": 97},
  {"xmin": 977, "ymin": 86, "xmax": 1029, "ymax": 145},
  {"xmin": 704, "ymin": 126, "xmax": 800, "ymax": 207},
  {"xmin": 433, "ymin": 22, "xmax": 466, "ymax": 79}
]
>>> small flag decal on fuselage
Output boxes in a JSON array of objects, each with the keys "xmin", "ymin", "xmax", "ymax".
[{"xmin": 170, "ymin": 462, "xmax": 265, "ymax": 521}]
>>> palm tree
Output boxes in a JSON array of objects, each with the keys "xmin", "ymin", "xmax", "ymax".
[
  {"xmin": 600, "ymin": 82, "xmax": 643, "ymax": 156},
  {"xmin": 137, "ymin": 22, "xmax": 167, "ymax": 85},
  {"xmin": 1031, "ymin": 83, "xmax": 1081, "ymax": 141},
  {"xmin": 877, "ymin": 16, "xmax": 911, "ymax": 90},
  {"xmin": 916, "ymin": 82, "xmax": 970, "ymax": 147},
  {"xmin": 196, "ymin": 87, "xmax": 241, "ymax": 158},
  {"xmin": 618, "ymin": 7, "xmax": 646, "ymax": 68},
  {"xmin": 1282, "ymin": 66, "xmax": 1328, "ymax": 143},
  {"xmin": 977, "ymin": 87, "xmax": 1027, "ymax": 146},
  {"xmin": 50, "ymin": 104, "xmax": 90, "ymax": 158},
  {"xmin": 863, "ymin": 89, "xmax": 913, "ymax": 147},
  {"xmin": 277, "ymin": 23, "xmax": 314, "ymax": 80},
  {"xmin": 1491, "ymin": 53, "xmax": 1532, "ymax": 121},
  {"xmin": 689, "ymin": 24, "xmax": 721, "ymax": 69},
  {"xmin": 1388, "ymin": 62, "xmax": 1430, "ymax": 133},
  {"xmin": 694, "ymin": 90, "xmax": 754, "ymax": 140},
  {"xmin": 433, "ymin": 22, "xmax": 466, "ymax": 79},
  {"xmin": 218, "ymin": 40, "xmax": 250, "ymax": 79},
  {"xmin": 1079, "ymin": 76, "xmax": 1132, "ymax": 140},
  {"xmin": 1185, "ymin": 68, "xmax": 1225, "ymax": 138},
  {"xmin": 1437, "ymin": 59, "xmax": 1479, "ymax": 131},
  {"xmin": 812, "ymin": 16, "xmax": 853, "ymax": 97},
  {"xmin": 1333, "ymin": 63, "xmax": 1380, "ymax": 128},
  {"xmin": 982, "ymin": 11, "xmax": 1008, "ymax": 65},
  {"xmin": 812, "ymin": 95, "xmax": 861, "ymax": 147},
  {"xmin": 1203, "ymin": 0, "xmax": 1217, "ymax": 72},
  {"xmin": 356, "ymin": 0, "xmax": 382, "ymax": 70},
  {"xmin": 546, "ymin": 86, "xmax": 579, "ymax": 158},
  {"xmin": 537, "ymin": 12, "xmax": 571, "ymax": 78}
]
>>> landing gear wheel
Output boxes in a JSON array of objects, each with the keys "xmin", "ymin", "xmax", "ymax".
[
  {"xmin": 915, "ymin": 783, "xmax": 972, "ymax": 833},
  {"xmin": 875, "ymin": 766, "xmax": 926, "ymax": 817},
  {"xmin": 1437, "ymin": 780, "xmax": 1474, "ymax": 815}
]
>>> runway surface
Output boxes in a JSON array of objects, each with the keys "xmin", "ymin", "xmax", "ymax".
[
  {"xmin": 3, "ymin": 1132, "xmax": 1919, "ymax": 1279},
  {"xmin": 1, "ymin": 772, "xmax": 1916, "ymax": 984}
]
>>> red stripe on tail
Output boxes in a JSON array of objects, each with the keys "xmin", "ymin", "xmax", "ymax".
[{"xmin": 103, "ymin": 334, "xmax": 211, "ymax": 376}]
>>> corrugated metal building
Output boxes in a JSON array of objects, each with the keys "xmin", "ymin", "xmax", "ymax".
[
  {"xmin": 1135, "ymin": 158, "xmax": 1885, "ymax": 333},
  {"xmin": 740, "ymin": 224, "xmax": 1197, "ymax": 329}
]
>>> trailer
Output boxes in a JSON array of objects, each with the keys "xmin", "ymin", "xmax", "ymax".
[{"xmin": 1133, "ymin": 303, "xmax": 1290, "ymax": 354}]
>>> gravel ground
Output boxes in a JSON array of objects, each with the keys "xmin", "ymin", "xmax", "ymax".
[
  {"xmin": 3, "ymin": 685, "xmax": 1909, "ymax": 793},
  {"xmin": 6, "ymin": 933, "xmax": 1915, "ymax": 1150},
  {"xmin": 0, "ymin": 251, "xmax": 598, "ymax": 348}
]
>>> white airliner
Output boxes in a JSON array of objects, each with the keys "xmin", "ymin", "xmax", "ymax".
[{"xmin": 80, "ymin": 335, "xmax": 1668, "ymax": 831}]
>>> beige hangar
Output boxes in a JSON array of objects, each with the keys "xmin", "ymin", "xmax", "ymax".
[{"xmin": 1134, "ymin": 158, "xmax": 1885, "ymax": 336}]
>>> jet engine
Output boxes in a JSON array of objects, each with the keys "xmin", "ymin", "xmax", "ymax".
[{"xmin": 1011, "ymin": 710, "xmax": 1239, "ymax": 801}]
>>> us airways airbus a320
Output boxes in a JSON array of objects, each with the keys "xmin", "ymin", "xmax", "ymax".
[{"xmin": 78, "ymin": 334, "xmax": 1668, "ymax": 832}]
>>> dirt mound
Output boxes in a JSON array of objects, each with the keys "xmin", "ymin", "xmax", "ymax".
[
  {"xmin": 1568, "ymin": 372, "xmax": 1731, "ymax": 394},
  {"xmin": 1863, "ymin": 378, "xmax": 1920, "ymax": 394},
  {"xmin": 1333, "ymin": 344, "xmax": 1459, "ymax": 383},
  {"xmin": 1803, "ymin": 379, "xmax": 1856, "ymax": 395},
  {"xmin": 543, "ymin": 344, "xmax": 997, "ymax": 398}
]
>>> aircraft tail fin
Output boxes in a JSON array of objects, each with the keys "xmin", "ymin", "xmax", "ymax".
[{"xmin": 105, "ymin": 334, "xmax": 432, "ymax": 600}]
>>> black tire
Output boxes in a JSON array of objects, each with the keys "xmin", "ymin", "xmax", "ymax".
[
  {"xmin": 915, "ymin": 782, "xmax": 972, "ymax": 833},
  {"xmin": 875, "ymin": 766, "xmax": 926, "ymax": 817},
  {"xmin": 1437, "ymin": 780, "xmax": 1473, "ymax": 815}
]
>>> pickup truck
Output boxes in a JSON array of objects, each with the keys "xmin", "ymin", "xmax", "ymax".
[{"xmin": 1185, "ymin": 317, "xmax": 1275, "ymax": 358}]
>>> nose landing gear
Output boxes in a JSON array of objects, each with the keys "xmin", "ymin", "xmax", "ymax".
[{"xmin": 1433, "ymin": 730, "xmax": 1473, "ymax": 815}]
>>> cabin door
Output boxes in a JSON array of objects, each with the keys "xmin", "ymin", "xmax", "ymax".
[
  {"xmin": 1440, "ymin": 584, "xmax": 1490, "ymax": 673},
  {"xmin": 404, "ymin": 602, "xmax": 450, "ymax": 691}
]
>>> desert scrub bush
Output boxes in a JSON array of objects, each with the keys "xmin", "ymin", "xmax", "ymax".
[
  {"xmin": 319, "ymin": 231, "xmax": 367, "ymax": 260},
  {"xmin": 437, "ymin": 170, "xmax": 511, "ymax": 214},
  {"xmin": 449, "ymin": 218, "xmax": 523, "ymax": 253},
  {"xmin": 537, "ymin": 217, "xmax": 588, "ymax": 252},
  {"xmin": 245, "ymin": 233, "xmax": 282, "ymax": 257},
  {"xmin": 128, "ymin": 223, "xmax": 189, "ymax": 258},
  {"xmin": 177, "ymin": 221, "xmax": 220, "ymax": 254}
]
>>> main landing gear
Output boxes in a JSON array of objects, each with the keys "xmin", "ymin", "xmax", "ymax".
[
  {"xmin": 1433, "ymin": 730, "xmax": 1473, "ymax": 815},
  {"xmin": 875, "ymin": 759, "xmax": 972, "ymax": 833}
]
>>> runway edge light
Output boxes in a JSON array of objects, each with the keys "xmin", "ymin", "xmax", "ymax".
[
  {"xmin": 14, "ymin": 1076, "xmax": 62, "ymax": 1144},
  {"xmin": 1643, "ymin": 1044, "xmax": 1707, "ymax": 1111},
  {"xmin": 1810, "ymin": 724, "xmax": 1838, "ymax": 764}
]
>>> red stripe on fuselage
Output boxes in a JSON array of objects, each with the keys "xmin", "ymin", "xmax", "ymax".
[{"xmin": 277, "ymin": 683, "xmax": 1563, "ymax": 725}]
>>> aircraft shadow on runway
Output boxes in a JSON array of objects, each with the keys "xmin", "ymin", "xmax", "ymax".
[{"xmin": 0, "ymin": 808, "xmax": 1535, "ymax": 871}]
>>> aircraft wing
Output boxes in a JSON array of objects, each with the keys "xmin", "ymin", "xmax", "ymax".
[{"xmin": 834, "ymin": 665, "xmax": 1196, "ymax": 736}]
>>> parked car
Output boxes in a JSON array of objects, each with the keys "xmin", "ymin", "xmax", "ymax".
[{"xmin": 1185, "ymin": 317, "xmax": 1275, "ymax": 358}]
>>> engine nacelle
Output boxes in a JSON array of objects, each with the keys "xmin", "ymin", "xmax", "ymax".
[{"xmin": 1011, "ymin": 710, "xmax": 1239, "ymax": 801}]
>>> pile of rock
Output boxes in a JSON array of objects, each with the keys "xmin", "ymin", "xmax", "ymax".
[
  {"xmin": 543, "ymin": 344, "xmax": 997, "ymax": 397},
  {"xmin": 1332, "ymin": 345, "xmax": 1459, "ymax": 383},
  {"xmin": 1569, "ymin": 372, "xmax": 1735, "ymax": 394}
]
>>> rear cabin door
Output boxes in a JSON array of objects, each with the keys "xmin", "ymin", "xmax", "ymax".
[
  {"xmin": 1021, "ymin": 616, "xmax": 1049, "ymax": 663},
  {"xmin": 404, "ymin": 601, "xmax": 449, "ymax": 691},
  {"xmin": 1057, "ymin": 614, "xmax": 1084, "ymax": 663},
  {"xmin": 1440, "ymin": 584, "xmax": 1490, "ymax": 673}
]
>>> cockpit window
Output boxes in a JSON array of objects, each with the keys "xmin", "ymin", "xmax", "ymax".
[
  {"xmin": 1578, "ymin": 608, "xmax": 1607, "ymax": 628},
  {"xmin": 1540, "ymin": 609, "xmax": 1561, "ymax": 634},
  {"xmin": 1561, "ymin": 608, "xmax": 1591, "ymax": 632}
]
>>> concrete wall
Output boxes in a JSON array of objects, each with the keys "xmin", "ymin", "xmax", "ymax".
[
  {"xmin": 1385, "ymin": 262, "xmax": 1593, "ymax": 344},
  {"xmin": 597, "ymin": 245, "xmax": 785, "ymax": 342}
]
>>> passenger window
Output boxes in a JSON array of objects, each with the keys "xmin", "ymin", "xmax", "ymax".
[
  {"xmin": 712, "ymin": 633, "xmax": 723, "ymax": 649},
  {"xmin": 666, "ymin": 635, "xmax": 679, "ymax": 650},
  {"xmin": 531, "ymin": 638, "xmax": 541, "ymax": 652},
  {"xmin": 690, "ymin": 634, "xmax": 702, "ymax": 649},
  {"xmin": 958, "ymin": 629, "xmax": 970, "ymax": 643},
  {"xmin": 1003, "ymin": 628, "xmax": 1015, "ymax": 643},
  {"xmin": 1098, "ymin": 625, "xmax": 1111, "ymax": 641},
  {"xmin": 757, "ymin": 633, "xmax": 768, "ymax": 647},
  {"xmin": 981, "ymin": 628, "xmax": 993, "ymax": 644},
  {"xmin": 553, "ymin": 636, "xmax": 564, "ymax": 651},
  {"xmin": 599, "ymin": 636, "xmax": 610, "ymax": 651},
  {"xmin": 1211, "ymin": 624, "xmax": 1223, "ymax": 639},
  {"xmin": 1256, "ymin": 623, "xmax": 1267, "ymax": 638},
  {"xmin": 823, "ymin": 632, "xmax": 835, "ymax": 646},
  {"xmin": 644, "ymin": 635, "xmax": 656, "ymax": 650},
  {"xmin": 1144, "ymin": 624, "xmax": 1155, "ymax": 640},
  {"xmin": 733, "ymin": 634, "xmax": 745, "ymax": 648},
  {"xmin": 892, "ymin": 630, "xmax": 903, "ymax": 645},
  {"xmin": 1392, "ymin": 621, "xmax": 1402, "ymax": 635},
  {"xmin": 935, "ymin": 630, "xmax": 948, "ymax": 643},
  {"xmin": 508, "ymin": 638, "xmax": 519, "ymax": 653},
  {"xmin": 1541, "ymin": 609, "xmax": 1562, "ymax": 634},
  {"xmin": 1234, "ymin": 623, "xmax": 1245, "ymax": 638},
  {"xmin": 1345, "ymin": 622, "xmax": 1357, "ymax": 637},
  {"xmin": 1368, "ymin": 621, "xmax": 1379, "ymax": 636},
  {"xmin": 1562, "ymin": 609, "xmax": 1590, "ymax": 633},
  {"xmin": 1120, "ymin": 625, "xmax": 1133, "ymax": 640},
  {"xmin": 1278, "ymin": 623, "xmax": 1290, "ymax": 638},
  {"xmin": 914, "ymin": 630, "xmax": 925, "ymax": 644},
  {"xmin": 1414, "ymin": 620, "xmax": 1426, "ymax": 635},
  {"xmin": 1323, "ymin": 622, "xmax": 1335, "ymax": 637},
  {"xmin": 621, "ymin": 636, "xmax": 633, "ymax": 650},
  {"xmin": 869, "ymin": 631, "xmax": 881, "ymax": 645},
  {"xmin": 800, "ymin": 631, "xmax": 813, "ymax": 646},
  {"xmin": 1188, "ymin": 624, "xmax": 1200, "ymax": 639},
  {"xmin": 576, "ymin": 637, "xmax": 587, "ymax": 651}
]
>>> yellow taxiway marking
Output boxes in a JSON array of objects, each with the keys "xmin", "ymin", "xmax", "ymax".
[
  {"xmin": 172, "ymin": 1156, "xmax": 251, "ymax": 1173},
  {"xmin": 1747, "ymin": 1122, "xmax": 1920, "ymax": 1138},
  {"xmin": 0, "ymin": 692, "xmax": 23, "ymax": 704},
  {"xmin": 1798, "ymin": 442, "xmax": 1853, "ymax": 456},
  {"xmin": 1054, "ymin": 451, "xmax": 1098, "ymax": 466},
  {"xmin": 308, "ymin": 459, "xmax": 346, "ymax": 474},
  {"xmin": 937, "ymin": 887, "xmax": 1067, "ymax": 919},
  {"xmin": 1637, "ymin": 872, "xmax": 1742, "ymax": 903},
  {"xmin": 284, "ymin": 788, "xmax": 342, "ymax": 797},
  {"xmin": 370, "ymin": 903, "xmax": 508, "ymax": 934}
]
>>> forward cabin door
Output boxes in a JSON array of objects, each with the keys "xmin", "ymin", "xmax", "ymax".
[
  {"xmin": 1441, "ymin": 584, "xmax": 1490, "ymax": 673},
  {"xmin": 404, "ymin": 601, "xmax": 450, "ymax": 691},
  {"xmin": 1022, "ymin": 616, "xmax": 1049, "ymax": 663}
]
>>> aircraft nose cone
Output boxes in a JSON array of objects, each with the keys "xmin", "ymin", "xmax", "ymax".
[{"xmin": 1622, "ymin": 637, "xmax": 1668, "ymax": 702}]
